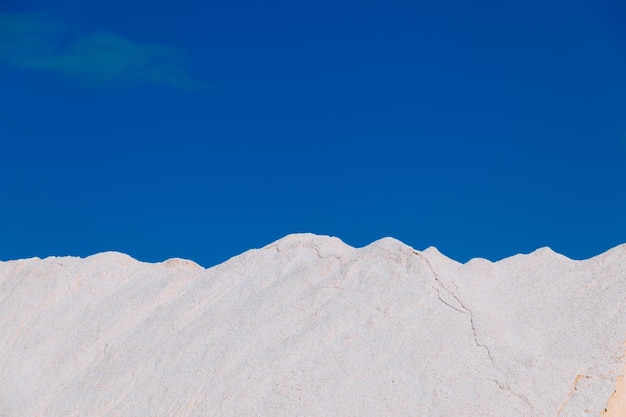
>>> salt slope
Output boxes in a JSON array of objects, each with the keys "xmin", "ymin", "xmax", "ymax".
[{"xmin": 0, "ymin": 234, "xmax": 624, "ymax": 417}]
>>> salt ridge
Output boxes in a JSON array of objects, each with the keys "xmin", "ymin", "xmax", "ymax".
[{"xmin": 0, "ymin": 233, "xmax": 624, "ymax": 416}]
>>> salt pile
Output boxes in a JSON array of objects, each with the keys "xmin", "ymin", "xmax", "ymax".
[{"xmin": 1, "ymin": 233, "xmax": 624, "ymax": 416}]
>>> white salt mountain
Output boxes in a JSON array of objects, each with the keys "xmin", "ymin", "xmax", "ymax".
[{"xmin": 1, "ymin": 234, "xmax": 625, "ymax": 416}]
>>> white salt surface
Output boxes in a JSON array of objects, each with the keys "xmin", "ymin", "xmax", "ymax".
[{"xmin": 0, "ymin": 233, "xmax": 624, "ymax": 416}]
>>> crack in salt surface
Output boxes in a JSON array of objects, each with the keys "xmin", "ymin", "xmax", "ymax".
[
  {"xmin": 431, "ymin": 285, "xmax": 465, "ymax": 313},
  {"xmin": 413, "ymin": 250, "xmax": 495, "ymax": 365},
  {"xmin": 271, "ymin": 242, "xmax": 343, "ymax": 263},
  {"xmin": 490, "ymin": 379, "xmax": 534, "ymax": 411},
  {"xmin": 414, "ymin": 250, "xmax": 534, "ymax": 412},
  {"xmin": 556, "ymin": 374, "xmax": 591, "ymax": 414},
  {"xmin": 312, "ymin": 246, "xmax": 343, "ymax": 263}
]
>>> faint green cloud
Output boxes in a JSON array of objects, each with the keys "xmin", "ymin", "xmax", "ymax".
[{"xmin": 0, "ymin": 13, "xmax": 203, "ymax": 88}]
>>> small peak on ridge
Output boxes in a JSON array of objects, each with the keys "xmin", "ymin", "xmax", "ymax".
[
  {"xmin": 84, "ymin": 251, "xmax": 139, "ymax": 264},
  {"xmin": 421, "ymin": 246, "xmax": 460, "ymax": 265},
  {"xmin": 266, "ymin": 233, "xmax": 354, "ymax": 254},
  {"xmin": 160, "ymin": 258, "xmax": 204, "ymax": 270},
  {"xmin": 532, "ymin": 246, "xmax": 558, "ymax": 256},
  {"xmin": 361, "ymin": 236, "xmax": 414, "ymax": 253}
]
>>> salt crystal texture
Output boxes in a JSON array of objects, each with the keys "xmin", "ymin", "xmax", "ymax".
[{"xmin": 0, "ymin": 233, "xmax": 624, "ymax": 416}]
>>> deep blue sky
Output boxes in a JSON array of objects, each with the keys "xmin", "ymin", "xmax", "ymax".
[{"xmin": 1, "ymin": 0, "xmax": 625, "ymax": 266}]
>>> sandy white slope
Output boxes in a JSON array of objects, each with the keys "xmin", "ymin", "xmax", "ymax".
[{"xmin": 0, "ymin": 234, "xmax": 624, "ymax": 416}]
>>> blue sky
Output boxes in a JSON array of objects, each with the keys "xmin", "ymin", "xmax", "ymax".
[{"xmin": 1, "ymin": 0, "xmax": 625, "ymax": 266}]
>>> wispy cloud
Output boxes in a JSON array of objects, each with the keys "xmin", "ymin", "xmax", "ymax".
[{"xmin": 0, "ymin": 13, "xmax": 203, "ymax": 88}]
